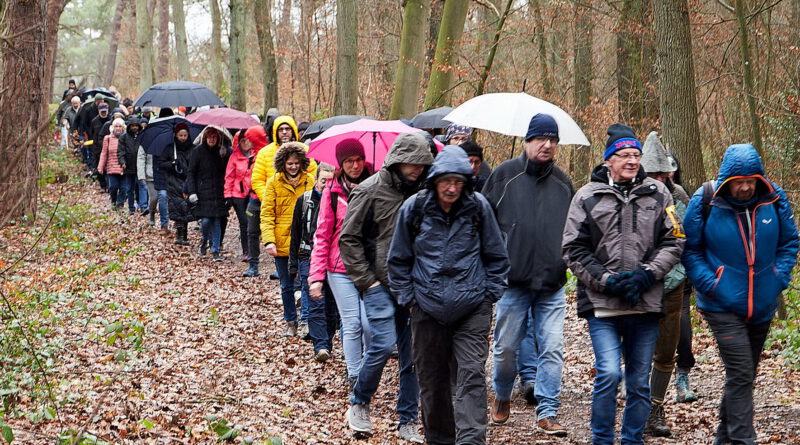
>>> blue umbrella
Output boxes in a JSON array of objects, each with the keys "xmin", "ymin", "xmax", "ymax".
[
  {"xmin": 133, "ymin": 80, "xmax": 226, "ymax": 108},
  {"xmin": 139, "ymin": 115, "xmax": 202, "ymax": 157}
]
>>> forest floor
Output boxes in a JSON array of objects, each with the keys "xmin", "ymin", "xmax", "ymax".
[{"xmin": 1, "ymin": 149, "xmax": 799, "ymax": 444}]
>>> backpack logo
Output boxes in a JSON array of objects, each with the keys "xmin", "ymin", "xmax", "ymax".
[{"xmin": 762, "ymin": 218, "xmax": 772, "ymax": 224}]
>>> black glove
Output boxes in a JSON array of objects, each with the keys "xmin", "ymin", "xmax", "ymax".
[
  {"xmin": 605, "ymin": 272, "xmax": 632, "ymax": 297},
  {"xmin": 618, "ymin": 268, "xmax": 655, "ymax": 307}
]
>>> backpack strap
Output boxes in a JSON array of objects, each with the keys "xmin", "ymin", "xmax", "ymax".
[
  {"xmin": 410, "ymin": 190, "xmax": 429, "ymax": 237},
  {"xmin": 330, "ymin": 191, "xmax": 339, "ymax": 220},
  {"xmin": 302, "ymin": 190, "xmax": 312, "ymax": 217},
  {"xmin": 701, "ymin": 180, "xmax": 716, "ymax": 221}
]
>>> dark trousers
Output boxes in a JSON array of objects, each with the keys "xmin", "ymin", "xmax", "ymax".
[
  {"xmin": 412, "ymin": 301, "xmax": 492, "ymax": 445},
  {"xmin": 653, "ymin": 282, "xmax": 684, "ymax": 374},
  {"xmin": 308, "ymin": 279, "xmax": 339, "ymax": 352},
  {"xmin": 703, "ymin": 311, "xmax": 771, "ymax": 445},
  {"xmin": 231, "ymin": 197, "xmax": 248, "ymax": 255},
  {"xmin": 245, "ymin": 198, "xmax": 261, "ymax": 266},
  {"xmin": 676, "ymin": 281, "xmax": 696, "ymax": 370}
]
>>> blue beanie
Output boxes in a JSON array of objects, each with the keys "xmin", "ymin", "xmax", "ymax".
[
  {"xmin": 603, "ymin": 123, "xmax": 641, "ymax": 160},
  {"xmin": 525, "ymin": 114, "xmax": 559, "ymax": 141}
]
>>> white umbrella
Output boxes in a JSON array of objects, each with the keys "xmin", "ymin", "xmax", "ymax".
[{"xmin": 443, "ymin": 92, "xmax": 591, "ymax": 146}]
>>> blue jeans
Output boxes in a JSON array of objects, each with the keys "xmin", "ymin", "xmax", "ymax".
[
  {"xmin": 518, "ymin": 308, "xmax": 538, "ymax": 385},
  {"xmin": 157, "ymin": 189, "xmax": 169, "ymax": 227},
  {"xmin": 295, "ymin": 258, "xmax": 311, "ymax": 324},
  {"xmin": 327, "ymin": 272, "xmax": 370, "ymax": 378},
  {"xmin": 200, "ymin": 217, "xmax": 222, "ymax": 254},
  {"xmin": 307, "ymin": 273, "xmax": 340, "ymax": 353},
  {"xmin": 275, "ymin": 256, "xmax": 297, "ymax": 323},
  {"xmin": 351, "ymin": 285, "xmax": 418, "ymax": 425},
  {"xmin": 106, "ymin": 174, "xmax": 123, "ymax": 206},
  {"xmin": 137, "ymin": 180, "xmax": 149, "ymax": 211},
  {"xmin": 492, "ymin": 286, "xmax": 565, "ymax": 420},
  {"xmin": 587, "ymin": 314, "xmax": 660, "ymax": 445},
  {"xmin": 119, "ymin": 174, "xmax": 136, "ymax": 211}
]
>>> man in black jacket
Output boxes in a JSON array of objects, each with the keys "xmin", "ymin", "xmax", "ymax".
[
  {"xmin": 117, "ymin": 117, "xmax": 142, "ymax": 214},
  {"xmin": 481, "ymin": 114, "xmax": 574, "ymax": 436}
]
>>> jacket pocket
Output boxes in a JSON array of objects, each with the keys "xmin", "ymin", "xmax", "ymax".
[{"xmin": 710, "ymin": 265, "xmax": 724, "ymax": 298}]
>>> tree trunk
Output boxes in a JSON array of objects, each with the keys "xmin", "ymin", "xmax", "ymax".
[
  {"xmin": 229, "ymin": 0, "xmax": 247, "ymax": 109},
  {"xmin": 254, "ymin": 0, "xmax": 279, "ymax": 113},
  {"xmin": 389, "ymin": 0, "xmax": 430, "ymax": 119},
  {"xmin": 528, "ymin": 0, "xmax": 552, "ymax": 97},
  {"xmin": 475, "ymin": 0, "xmax": 513, "ymax": 96},
  {"xmin": 653, "ymin": 0, "xmax": 704, "ymax": 194},
  {"xmin": 172, "ymin": 0, "xmax": 189, "ymax": 79},
  {"xmin": 422, "ymin": 0, "xmax": 469, "ymax": 110},
  {"xmin": 427, "ymin": 0, "xmax": 443, "ymax": 64},
  {"xmin": 136, "ymin": 0, "xmax": 154, "ymax": 92},
  {"xmin": 571, "ymin": 0, "xmax": 593, "ymax": 187},
  {"xmin": 210, "ymin": 0, "xmax": 224, "ymax": 95},
  {"xmin": 334, "ymin": 0, "xmax": 358, "ymax": 115},
  {"xmin": 733, "ymin": 0, "xmax": 763, "ymax": 156},
  {"xmin": 156, "ymin": 0, "xmax": 170, "ymax": 81},
  {"xmin": 103, "ymin": 0, "xmax": 126, "ymax": 86},
  {"xmin": 0, "ymin": 0, "xmax": 54, "ymax": 224},
  {"xmin": 616, "ymin": 0, "xmax": 649, "ymax": 129}
]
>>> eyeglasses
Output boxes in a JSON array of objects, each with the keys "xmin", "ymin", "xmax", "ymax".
[
  {"xmin": 613, "ymin": 152, "xmax": 643, "ymax": 160},
  {"xmin": 438, "ymin": 178, "xmax": 466, "ymax": 188},
  {"xmin": 277, "ymin": 127, "xmax": 293, "ymax": 133}
]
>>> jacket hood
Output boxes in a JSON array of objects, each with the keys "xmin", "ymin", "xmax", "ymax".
[
  {"xmin": 271, "ymin": 116, "xmax": 299, "ymax": 144},
  {"xmin": 426, "ymin": 145, "xmax": 473, "ymax": 184},
  {"xmin": 383, "ymin": 132, "xmax": 434, "ymax": 169},
  {"xmin": 716, "ymin": 144, "xmax": 766, "ymax": 186},
  {"xmin": 640, "ymin": 131, "xmax": 675, "ymax": 174},
  {"xmin": 195, "ymin": 125, "xmax": 233, "ymax": 146},
  {"xmin": 244, "ymin": 125, "xmax": 269, "ymax": 150}
]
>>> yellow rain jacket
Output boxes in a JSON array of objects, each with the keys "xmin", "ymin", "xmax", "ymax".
[
  {"xmin": 250, "ymin": 116, "xmax": 316, "ymax": 201},
  {"xmin": 261, "ymin": 171, "xmax": 315, "ymax": 256}
]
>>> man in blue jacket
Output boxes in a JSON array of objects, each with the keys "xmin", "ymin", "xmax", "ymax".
[
  {"xmin": 682, "ymin": 144, "xmax": 798, "ymax": 445},
  {"xmin": 388, "ymin": 145, "xmax": 509, "ymax": 445}
]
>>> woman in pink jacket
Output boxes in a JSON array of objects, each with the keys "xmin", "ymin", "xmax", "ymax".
[
  {"xmin": 97, "ymin": 118, "xmax": 127, "ymax": 209},
  {"xmin": 225, "ymin": 126, "xmax": 267, "ymax": 262},
  {"xmin": 309, "ymin": 139, "xmax": 372, "ymax": 386}
]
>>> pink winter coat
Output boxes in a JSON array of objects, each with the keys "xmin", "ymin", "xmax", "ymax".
[
  {"xmin": 98, "ymin": 134, "xmax": 124, "ymax": 175},
  {"xmin": 224, "ymin": 145, "xmax": 260, "ymax": 199},
  {"xmin": 309, "ymin": 177, "xmax": 350, "ymax": 284}
]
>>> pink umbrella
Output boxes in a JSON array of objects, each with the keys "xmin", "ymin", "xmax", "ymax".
[
  {"xmin": 186, "ymin": 107, "xmax": 260, "ymax": 130},
  {"xmin": 307, "ymin": 119, "xmax": 442, "ymax": 168}
]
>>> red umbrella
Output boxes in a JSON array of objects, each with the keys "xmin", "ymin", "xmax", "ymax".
[{"xmin": 186, "ymin": 108, "xmax": 260, "ymax": 130}]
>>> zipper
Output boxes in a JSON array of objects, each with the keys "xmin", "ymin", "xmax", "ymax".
[{"xmin": 710, "ymin": 265, "xmax": 724, "ymax": 297}]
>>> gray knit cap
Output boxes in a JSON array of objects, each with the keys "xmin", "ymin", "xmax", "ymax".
[{"xmin": 640, "ymin": 131, "xmax": 676, "ymax": 174}]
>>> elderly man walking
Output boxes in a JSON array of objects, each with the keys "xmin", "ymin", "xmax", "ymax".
[
  {"xmin": 388, "ymin": 145, "xmax": 509, "ymax": 444},
  {"xmin": 682, "ymin": 144, "xmax": 798, "ymax": 445}
]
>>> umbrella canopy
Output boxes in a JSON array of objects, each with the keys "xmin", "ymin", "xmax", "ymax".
[
  {"xmin": 186, "ymin": 107, "xmax": 259, "ymax": 130},
  {"xmin": 82, "ymin": 92, "xmax": 119, "ymax": 109},
  {"xmin": 411, "ymin": 106, "xmax": 453, "ymax": 129},
  {"xmin": 443, "ymin": 93, "xmax": 590, "ymax": 146},
  {"xmin": 303, "ymin": 115, "xmax": 369, "ymax": 140},
  {"xmin": 133, "ymin": 81, "xmax": 226, "ymax": 108},
  {"xmin": 139, "ymin": 115, "xmax": 202, "ymax": 157},
  {"xmin": 308, "ymin": 119, "xmax": 441, "ymax": 168}
]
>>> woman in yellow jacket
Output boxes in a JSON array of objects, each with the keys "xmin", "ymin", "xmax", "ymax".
[{"xmin": 262, "ymin": 142, "xmax": 315, "ymax": 337}]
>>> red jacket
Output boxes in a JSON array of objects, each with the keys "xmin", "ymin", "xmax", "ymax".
[
  {"xmin": 224, "ymin": 126, "xmax": 267, "ymax": 199},
  {"xmin": 309, "ymin": 177, "xmax": 351, "ymax": 283},
  {"xmin": 98, "ymin": 134, "xmax": 124, "ymax": 175}
]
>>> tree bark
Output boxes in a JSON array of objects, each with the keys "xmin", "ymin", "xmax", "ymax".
[
  {"xmin": 136, "ymin": 0, "xmax": 154, "ymax": 92},
  {"xmin": 528, "ymin": 0, "xmax": 552, "ymax": 97},
  {"xmin": 571, "ymin": 0, "xmax": 593, "ymax": 187},
  {"xmin": 616, "ymin": 0, "xmax": 653, "ymax": 129},
  {"xmin": 389, "ymin": 0, "xmax": 431, "ymax": 119},
  {"xmin": 475, "ymin": 0, "xmax": 513, "ymax": 96},
  {"xmin": 156, "ymin": 0, "xmax": 170, "ymax": 81},
  {"xmin": 427, "ymin": 0, "xmax": 443, "ymax": 65},
  {"xmin": 334, "ymin": 0, "xmax": 358, "ymax": 114},
  {"xmin": 423, "ymin": 0, "xmax": 469, "ymax": 110},
  {"xmin": 103, "ymin": 0, "xmax": 126, "ymax": 86},
  {"xmin": 733, "ymin": 0, "xmax": 763, "ymax": 156},
  {"xmin": 172, "ymin": 0, "xmax": 189, "ymax": 79},
  {"xmin": 254, "ymin": 0, "xmax": 279, "ymax": 113},
  {"xmin": 229, "ymin": 0, "xmax": 247, "ymax": 109},
  {"xmin": 210, "ymin": 0, "xmax": 224, "ymax": 95},
  {"xmin": 653, "ymin": 0, "xmax": 704, "ymax": 194}
]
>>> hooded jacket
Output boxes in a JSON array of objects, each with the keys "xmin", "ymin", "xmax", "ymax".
[
  {"xmin": 186, "ymin": 126, "xmax": 232, "ymax": 218},
  {"xmin": 224, "ymin": 126, "xmax": 266, "ymax": 199},
  {"xmin": 339, "ymin": 133, "xmax": 434, "ymax": 293},
  {"xmin": 481, "ymin": 154, "xmax": 574, "ymax": 292},
  {"xmin": 117, "ymin": 118, "xmax": 141, "ymax": 175},
  {"xmin": 309, "ymin": 174, "xmax": 357, "ymax": 283},
  {"xmin": 387, "ymin": 146, "xmax": 509, "ymax": 324},
  {"xmin": 158, "ymin": 133, "xmax": 196, "ymax": 222},
  {"xmin": 562, "ymin": 165, "xmax": 684, "ymax": 318},
  {"xmin": 682, "ymin": 144, "xmax": 798, "ymax": 324},
  {"xmin": 250, "ymin": 116, "xmax": 316, "ymax": 201}
]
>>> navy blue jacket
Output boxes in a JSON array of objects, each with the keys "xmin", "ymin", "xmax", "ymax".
[
  {"xmin": 388, "ymin": 146, "xmax": 509, "ymax": 325},
  {"xmin": 682, "ymin": 144, "xmax": 798, "ymax": 324}
]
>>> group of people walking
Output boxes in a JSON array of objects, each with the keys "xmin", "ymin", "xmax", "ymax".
[{"xmin": 60, "ymin": 85, "xmax": 798, "ymax": 444}]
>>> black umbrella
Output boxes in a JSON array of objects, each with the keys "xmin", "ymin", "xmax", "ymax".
[
  {"xmin": 304, "ymin": 115, "xmax": 370, "ymax": 141},
  {"xmin": 411, "ymin": 106, "xmax": 454, "ymax": 129},
  {"xmin": 139, "ymin": 115, "xmax": 203, "ymax": 157},
  {"xmin": 84, "ymin": 88, "xmax": 113, "ymax": 98},
  {"xmin": 133, "ymin": 81, "xmax": 226, "ymax": 108}
]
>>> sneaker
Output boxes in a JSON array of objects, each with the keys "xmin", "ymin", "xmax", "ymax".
[
  {"xmin": 283, "ymin": 321, "xmax": 297, "ymax": 337},
  {"xmin": 315, "ymin": 349, "xmax": 330, "ymax": 363},
  {"xmin": 644, "ymin": 403, "xmax": 672, "ymax": 437},
  {"xmin": 537, "ymin": 417, "xmax": 567, "ymax": 437},
  {"xmin": 675, "ymin": 373, "xmax": 697, "ymax": 403},
  {"xmin": 242, "ymin": 264, "xmax": 260, "ymax": 277},
  {"xmin": 520, "ymin": 381, "xmax": 538, "ymax": 406},
  {"xmin": 347, "ymin": 403, "xmax": 372, "ymax": 434},
  {"xmin": 299, "ymin": 322, "xmax": 310, "ymax": 340},
  {"xmin": 397, "ymin": 423, "xmax": 423, "ymax": 443},
  {"xmin": 212, "ymin": 252, "xmax": 223, "ymax": 262},
  {"xmin": 141, "ymin": 208, "xmax": 150, "ymax": 217},
  {"xmin": 490, "ymin": 398, "xmax": 510, "ymax": 424}
]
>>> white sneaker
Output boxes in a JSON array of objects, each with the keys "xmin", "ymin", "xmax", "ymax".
[
  {"xmin": 397, "ymin": 423, "xmax": 423, "ymax": 443},
  {"xmin": 347, "ymin": 403, "xmax": 372, "ymax": 434}
]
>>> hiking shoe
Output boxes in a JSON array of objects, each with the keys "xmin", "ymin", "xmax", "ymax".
[
  {"xmin": 537, "ymin": 417, "xmax": 567, "ymax": 436},
  {"xmin": 269, "ymin": 272, "xmax": 280, "ymax": 280},
  {"xmin": 521, "ymin": 381, "xmax": 538, "ymax": 406},
  {"xmin": 397, "ymin": 423, "xmax": 423, "ymax": 443},
  {"xmin": 198, "ymin": 241, "xmax": 208, "ymax": 255},
  {"xmin": 490, "ymin": 398, "xmax": 511, "ymax": 424},
  {"xmin": 212, "ymin": 252, "xmax": 223, "ymax": 262},
  {"xmin": 242, "ymin": 264, "xmax": 260, "ymax": 277},
  {"xmin": 141, "ymin": 208, "xmax": 150, "ymax": 217},
  {"xmin": 283, "ymin": 321, "xmax": 297, "ymax": 337},
  {"xmin": 347, "ymin": 403, "xmax": 372, "ymax": 434},
  {"xmin": 675, "ymin": 373, "xmax": 697, "ymax": 403},
  {"xmin": 299, "ymin": 322, "xmax": 310, "ymax": 341},
  {"xmin": 315, "ymin": 349, "xmax": 330, "ymax": 363},
  {"xmin": 644, "ymin": 403, "xmax": 672, "ymax": 437}
]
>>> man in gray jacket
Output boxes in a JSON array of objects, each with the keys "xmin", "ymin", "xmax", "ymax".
[
  {"xmin": 481, "ymin": 113, "xmax": 574, "ymax": 436},
  {"xmin": 562, "ymin": 123, "xmax": 684, "ymax": 445},
  {"xmin": 388, "ymin": 145, "xmax": 509, "ymax": 444},
  {"xmin": 339, "ymin": 132, "xmax": 433, "ymax": 442}
]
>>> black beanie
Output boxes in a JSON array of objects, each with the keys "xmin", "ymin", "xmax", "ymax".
[
  {"xmin": 525, "ymin": 114, "xmax": 559, "ymax": 141},
  {"xmin": 460, "ymin": 141, "xmax": 483, "ymax": 160},
  {"xmin": 604, "ymin": 123, "xmax": 641, "ymax": 159}
]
